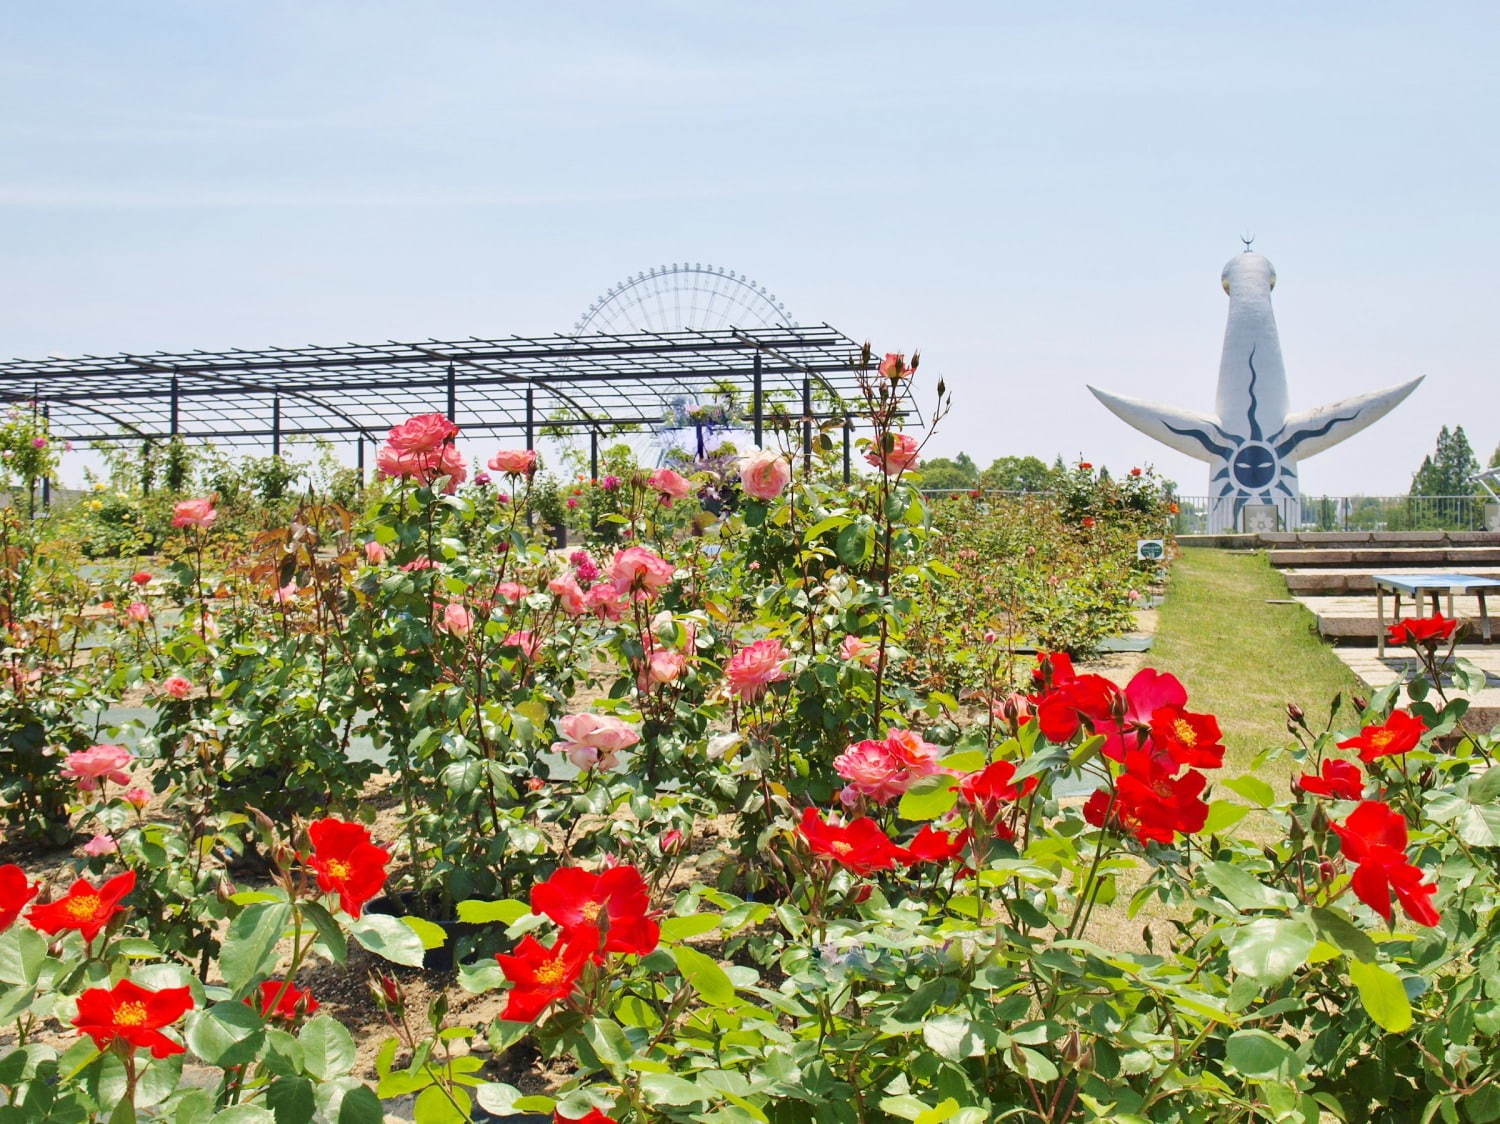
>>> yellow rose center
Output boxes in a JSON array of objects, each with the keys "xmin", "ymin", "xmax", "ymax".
[
  {"xmin": 1370, "ymin": 730, "xmax": 1395, "ymax": 750},
  {"xmin": 581, "ymin": 902, "xmax": 604, "ymax": 925},
  {"xmin": 65, "ymin": 895, "xmax": 102, "ymax": 920},
  {"xmin": 324, "ymin": 859, "xmax": 351, "ymax": 881},
  {"xmin": 1173, "ymin": 718, "xmax": 1198, "ymax": 745},
  {"xmin": 831, "ymin": 841, "xmax": 853, "ymax": 856},
  {"xmin": 534, "ymin": 954, "xmax": 570, "ymax": 987},
  {"xmin": 114, "ymin": 1001, "xmax": 149, "ymax": 1027}
]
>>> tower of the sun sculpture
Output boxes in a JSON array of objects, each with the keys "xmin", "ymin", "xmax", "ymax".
[{"xmin": 1089, "ymin": 247, "xmax": 1422, "ymax": 532}]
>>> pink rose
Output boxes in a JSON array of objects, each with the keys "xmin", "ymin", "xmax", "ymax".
[
  {"xmin": 364, "ymin": 540, "xmax": 387, "ymax": 565},
  {"xmin": 647, "ymin": 649, "xmax": 687, "ymax": 684},
  {"xmin": 488, "ymin": 449, "xmax": 538, "ymax": 476},
  {"xmin": 377, "ymin": 439, "xmax": 467, "ymax": 492},
  {"xmin": 503, "ymin": 630, "xmax": 541, "ymax": 659},
  {"xmin": 171, "ymin": 497, "xmax": 217, "ymax": 530},
  {"xmin": 400, "ymin": 556, "xmax": 437, "ymax": 572},
  {"xmin": 865, "ymin": 432, "xmax": 920, "ymax": 476},
  {"xmin": 437, "ymin": 603, "xmax": 473, "ymax": 637},
  {"xmin": 551, "ymin": 712, "xmax": 641, "ymax": 771},
  {"xmin": 648, "ymin": 468, "xmax": 693, "ymax": 500},
  {"xmin": 725, "ymin": 638, "xmax": 790, "ymax": 701},
  {"xmin": 832, "ymin": 729, "xmax": 941, "ymax": 804},
  {"xmin": 548, "ymin": 572, "xmax": 587, "ymax": 616},
  {"xmin": 81, "ymin": 834, "xmax": 118, "ymax": 857},
  {"xmin": 386, "ymin": 412, "xmax": 459, "ymax": 455},
  {"xmin": 161, "ymin": 676, "xmax": 193, "ymax": 700},
  {"xmin": 61, "ymin": 744, "xmax": 133, "ymax": 792},
  {"xmin": 272, "ymin": 582, "xmax": 298, "ymax": 605},
  {"xmin": 839, "ymin": 635, "xmax": 879, "ymax": 668},
  {"xmin": 738, "ymin": 450, "xmax": 791, "ymax": 501},
  {"xmin": 124, "ymin": 787, "xmax": 150, "ymax": 810},
  {"xmin": 495, "ymin": 582, "xmax": 528, "ymax": 603},
  {"xmin": 125, "ymin": 601, "xmax": 150, "ymax": 624},
  {"xmin": 610, "ymin": 546, "xmax": 676, "ymax": 600},
  {"xmin": 878, "ymin": 352, "xmax": 914, "ymax": 379},
  {"xmin": 584, "ymin": 583, "xmax": 627, "ymax": 622}
]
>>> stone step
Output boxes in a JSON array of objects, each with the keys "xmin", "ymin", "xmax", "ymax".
[
  {"xmin": 1293, "ymin": 594, "xmax": 1498, "ymax": 644},
  {"xmin": 1180, "ymin": 531, "xmax": 1500, "ymax": 550},
  {"xmin": 1282, "ymin": 567, "xmax": 1500, "ymax": 594},
  {"xmin": 1268, "ymin": 546, "xmax": 1500, "ymax": 568},
  {"xmin": 1334, "ymin": 648, "xmax": 1500, "ymax": 735}
]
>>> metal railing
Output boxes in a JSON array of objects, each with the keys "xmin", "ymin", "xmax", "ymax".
[{"xmin": 1172, "ymin": 495, "xmax": 1499, "ymax": 535}]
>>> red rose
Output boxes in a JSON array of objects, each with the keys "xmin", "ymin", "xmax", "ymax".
[
  {"xmin": 73, "ymin": 979, "xmax": 193, "ymax": 1058},
  {"xmin": 957, "ymin": 760, "xmax": 1038, "ymax": 828},
  {"xmin": 495, "ymin": 931, "xmax": 592, "ymax": 1022},
  {"xmin": 28, "ymin": 870, "xmax": 136, "ymax": 943},
  {"xmin": 1338, "ymin": 709, "xmax": 1428, "ymax": 765},
  {"xmin": 530, "ymin": 865, "xmax": 659, "ymax": 959},
  {"xmin": 797, "ymin": 807, "xmax": 906, "ymax": 874},
  {"xmin": 1296, "ymin": 759, "xmax": 1364, "ymax": 801},
  {"xmin": 1386, "ymin": 613, "xmax": 1460, "ymax": 647},
  {"xmin": 306, "ymin": 819, "xmax": 390, "ymax": 919},
  {"xmin": 902, "ymin": 825, "xmax": 973, "ymax": 866},
  {"xmin": 0, "ymin": 865, "xmax": 38, "ymax": 932},
  {"xmin": 1331, "ymin": 801, "xmax": 1440, "ymax": 926},
  {"xmin": 1149, "ymin": 706, "xmax": 1225, "ymax": 770},
  {"xmin": 247, "ymin": 979, "xmax": 319, "ymax": 1021}
]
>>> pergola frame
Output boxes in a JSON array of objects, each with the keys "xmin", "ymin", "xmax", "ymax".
[{"xmin": 2, "ymin": 325, "xmax": 911, "ymax": 495}]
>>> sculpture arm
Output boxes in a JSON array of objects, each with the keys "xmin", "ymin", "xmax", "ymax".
[
  {"xmin": 1087, "ymin": 386, "xmax": 1231, "ymax": 462},
  {"xmin": 1273, "ymin": 377, "xmax": 1423, "ymax": 461}
]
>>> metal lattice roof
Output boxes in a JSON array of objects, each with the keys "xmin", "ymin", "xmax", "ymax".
[{"xmin": 2, "ymin": 325, "xmax": 905, "ymax": 448}]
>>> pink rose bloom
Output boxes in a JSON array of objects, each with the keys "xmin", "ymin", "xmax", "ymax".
[
  {"xmin": 272, "ymin": 582, "xmax": 298, "ymax": 605},
  {"xmin": 878, "ymin": 352, "xmax": 914, "ymax": 379},
  {"xmin": 364, "ymin": 540, "xmax": 387, "ymax": 565},
  {"xmin": 171, "ymin": 497, "xmax": 218, "ymax": 530},
  {"xmin": 495, "ymin": 582, "xmax": 528, "ymax": 603},
  {"xmin": 570, "ymin": 551, "xmax": 600, "ymax": 582},
  {"xmin": 610, "ymin": 546, "xmax": 676, "ymax": 600},
  {"xmin": 125, "ymin": 601, "xmax": 150, "ymax": 624},
  {"xmin": 552, "ymin": 712, "xmax": 640, "ymax": 772},
  {"xmin": 832, "ymin": 729, "xmax": 941, "ymax": 804},
  {"xmin": 162, "ymin": 676, "xmax": 193, "ymax": 700},
  {"xmin": 81, "ymin": 834, "xmax": 117, "ymax": 858},
  {"xmin": 739, "ymin": 450, "xmax": 791, "ymax": 501},
  {"xmin": 725, "ymin": 638, "xmax": 790, "ymax": 700},
  {"xmin": 81, "ymin": 834, "xmax": 118, "ymax": 857},
  {"xmin": 124, "ymin": 787, "xmax": 150, "ymax": 810},
  {"xmin": 61, "ymin": 744, "xmax": 133, "ymax": 792},
  {"xmin": 865, "ymin": 432, "xmax": 921, "ymax": 476},
  {"xmin": 31, "ymin": 436, "xmax": 47, "ymax": 449},
  {"xmin": 386, "ymin": 412, "xmax": 459, "ymax": 455},
  {"xmin": 648, "ymin": 468, "xmax": 693, "ymax": 500},
  {"xmin": 839, "ymin": 635, "xmax": 879, "ymax": 668},
  {"xmin": 488, "ymin": 449, "xmax": 538, "ymax": 476},
  {"xmin": 377, "ymin": 440, "xmax": 467, "ymax": 492},
  {"xmin": 584, "ymin": 583, "xmax": 628, "ymax": 622},
  {"xmin": 647, "ymin": 649, "xmax": 687, "ymax": 684},
  {"xmin": 548, "ymin": 572, "xmax": 587, "ymax": 616},
  {"xmin": 1095, "ymin": 668, "xmax": 1188, "ymax": 762},
  {"xmin": 437, "ymin": 603, "xmax": 473, "ymax": 637},
  {"xmin": 400, "ymin": 556, "xmax": 437, "ymax": 572},
  {"xmin": 503, "ymin": 630, "xmax": 541, "ymax": 659}
]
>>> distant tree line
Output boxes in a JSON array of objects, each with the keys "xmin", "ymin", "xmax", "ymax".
[{"xmin": 919, "ymin": 453, "xmax": 1068, "ymax": 493}]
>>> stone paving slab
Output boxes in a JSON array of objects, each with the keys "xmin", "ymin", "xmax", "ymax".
[
  {"xmin": 1293, "ymin": 594, "xmax": 1498, "ymax": 641},
  {"xmin": 1332, "ymin": 647, "xmax": 1500, "ymax": 733},
  {"xmin": 1281, "ymin": 567, "xmax": 1500, "ymax": 595},
  {"xmin": 1269, "ymin": 547, "xmax": 1500, "ymax": 567}
]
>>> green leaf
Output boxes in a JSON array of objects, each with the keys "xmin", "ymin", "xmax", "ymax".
[
  {"xmin": 639, "ymin": 1074, "xmax": 708, "ymax": 1106},
  {"xmin": 220, "ymin": 902, "xmax": 292, "ymax": 993},
  {"xmin": 210, "ymin": 1106, "xmax": 276, "ymax": 1123},
  {"xmin": 413, "ymin": 1085, "xmax": 470, "ymax": 1123},
  {"xmin": 1225, "ymin": 1029, "xmax": 1301, "ymax": 1077},
  {"xmin": 660, "ymin": 914, "xmax": 721, "ymax": 942},
  {"xmin": 1472, "ymin": 764, "xmax": 1500, "ymax": 804},
  {"xmin": 1349, "ymin": 959, "xmax": 1412, "ymax": 1033},
  {"xmin": 1202, "ymin": 800, "xmax": 1251, "ymax": 835},
  {"xmin": 186, "ymin": 1002, "xmax": 265, "ymax": 1067},
  {"xmin": 299, "ymin": 1015, "xmax": 357, "ymax": 1082},
  {"xmin": 672, "ymin": 945, "xmax": 736, "ymax": 1007},
  {"xmin": 455, "ymin": 899, "xmax": 530, "ymax": 925},
  {"xmin": 1202, "ymin": 861, "xmax": 1296, "ymax": 911},
  {"xmin": 922, "ymin": 1014, "xmax": 986, "ymax": 1060},
  {"xmin": 1226, "ymin": 917, "xmax": 1316, "ymax": 985},
  {"xmin": 299, "ymin": 902, "xmax": 348, "ymax": 964},
  {"xmin": 336, "ymin": 1086, "xmax": 386, "ymax": 1124},
  {"xmin": 916, "ymin": 1099, "xmax": 962, "ymax": 1124},
  {"xmin": 350, "ymin": 914, "xmax": 427, "ymax": 967},
  {"xmin": 1222, "ymin": 775, "xmax": 1275, "ymax": 808},
  {"xmin": 0, "ymin": 927, "xmax": 48, "ymax": 987},
  {"xmin": 266, "ymin": 1076, "xmax": 314, "ymax": 1124},
  {"xmin": 898, "ymin": 773, "xmax": 959, "ymax": 822},
  {"xmin": 803, "ymin": 514, "xmax": 852, "ymax": 542},
  {"xmin": 1309, "ymin": 906, "xmax": 1378, "ymax": 964},
  {"xmin": 402, "ymin": 916, "xmax": 448, "ymax": 951}
]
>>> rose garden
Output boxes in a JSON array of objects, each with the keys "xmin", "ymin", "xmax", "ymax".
[{"xmin": 0, "ymin": 353, "xmax": 1496, "ymax": 1124}]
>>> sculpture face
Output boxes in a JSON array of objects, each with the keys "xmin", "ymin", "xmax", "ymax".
[{"xmin": 1230, "ymin": 442, "xmax": 1278, "ymax": 490}]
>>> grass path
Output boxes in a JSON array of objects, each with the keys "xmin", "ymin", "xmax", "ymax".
[{"xmin": 1148, "ymin": 549, "xmax": 1362, "ymax": 777}]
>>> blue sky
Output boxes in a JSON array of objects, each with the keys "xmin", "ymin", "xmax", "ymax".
[{"xmin": 4, "ymin": 1, "xmax": 1496, "ymax": 494}]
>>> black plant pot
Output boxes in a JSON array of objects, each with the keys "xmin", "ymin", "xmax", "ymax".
[{"xmin": 366, "ymin": 892, "xmax": 488, "ymax": 972}]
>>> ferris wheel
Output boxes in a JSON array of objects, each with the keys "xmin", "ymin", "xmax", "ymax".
[{"xmin": 572, "ymin": 263, "xmax": 795, "ymax": 334}]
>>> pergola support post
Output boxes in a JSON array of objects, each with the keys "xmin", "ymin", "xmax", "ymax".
[
  {"xmin": 525, "ymin": 386, "xmax": 535, "ymax": 450},
  {"xmin": 802, "ymin": 376, "xmax": 813, "ymax": 473},
  {"xmin": 446, "ymin": 362, "xmax": 457, "ymax": 421},
  {"xmin": 842, "ymin": 418, "xmax": 852, "ymax": 484},
  {"xmin": 752, "ymin": 351, "xmax": 763, "ymax": 446},
  {"xmin": 590, "ymin": 430, "xmax": 599, "ymax": 481},
  {"xmin": 271, "ymin": 394, "xmax": 282, "ymax": 457},
  {"xmin": 40, "ymin": 401, "xmax": 51, "ymax": 510},
  {"xmin": 356, "ymin": 436, "xmax": 366, "ymax": 485},
  {"xmin": 169, "ymin": 376, "xmax": 180, "ymax": 436}
]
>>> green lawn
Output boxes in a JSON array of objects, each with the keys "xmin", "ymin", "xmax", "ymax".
[{"xmin": 1149, "ymin": 548, "xmax": 1362, "ymax": 776}]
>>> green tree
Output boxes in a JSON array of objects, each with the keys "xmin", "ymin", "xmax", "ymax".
[
  {"xmin": 980, "ymin": 455, "xmax": 1057, "ymax": 493},
  {"xmin": 1409, "ymin": 425, "xmax": 1480, "ymax": 496},
  {"xmin": 921, "ymin": 453, "xmax": 979, "ymax": 491}
]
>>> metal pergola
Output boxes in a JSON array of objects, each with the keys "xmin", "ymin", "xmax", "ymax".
[{"xmin": 2, "ymin": 325, "xmax": 911, "ymax": 494}]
